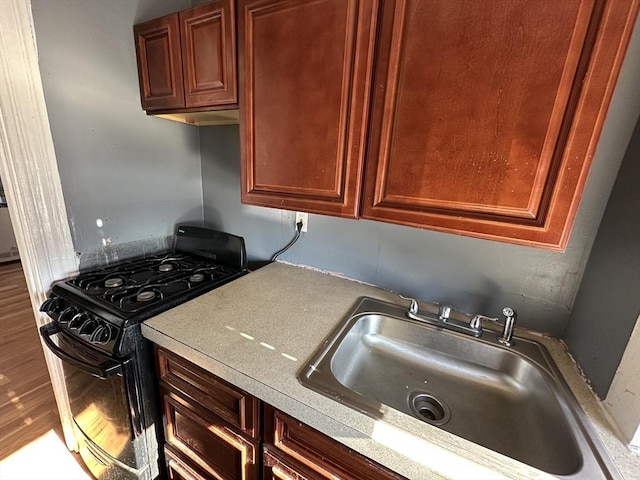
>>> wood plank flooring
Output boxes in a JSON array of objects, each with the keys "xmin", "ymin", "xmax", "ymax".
[{"xmin": 0, "ymin": 261, "xmax": 62, "ymax": 459}]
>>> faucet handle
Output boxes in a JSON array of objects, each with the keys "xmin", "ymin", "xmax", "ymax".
[
  {"xmin": 399, "ymin": 295, "xmax": 419, "ymax": 315},
  {"xmin": 470, "ymin": 314, "xmax": 498, "ymax": 329},
  {"xmin": 438, "ymin": 304, "xmax": 452, "ymax": 321}
]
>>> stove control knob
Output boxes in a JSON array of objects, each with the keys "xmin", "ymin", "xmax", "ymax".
[
  {"xmin": 90, "ymin": 324, "xmax": 112, "ymax": 345},
  {"xmin": 79, "ymin": 318, "xmax": 99, "ymax": 336},
  {"xmin": 69, "ymin": 312, "xmax": 88, "ymax": 330},
  {"xmin": 40, "ymin": 296, "xmax": 60, "ymax": 314},
  {"xmin": 58, "ymin": 307, "xmax": 77, "ymax": 325}
]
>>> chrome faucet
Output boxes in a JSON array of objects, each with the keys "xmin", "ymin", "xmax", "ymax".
[
  {"xmin": 400, "ymin": 296, "xmax": 483, "ymax": 338},
  {"xmin": 400, "ymin": 295, "xmax": 517, "ymax": 346},
  {"xmin": 471, "ymin": 307, "xmax": 518, "ymax": 346}
]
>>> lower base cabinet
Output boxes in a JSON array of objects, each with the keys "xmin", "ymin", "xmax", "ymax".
[
  {"xmin": 154, "ymin": 347, "xmax": 405, "ymax": 480},
  {"xmin": 162, "ymin": 388, "xmax": 259, "ymax": 479},
  {"xmin": 262, "ymin": 405, "xmax": 405, "ymax": 480},
  {"xmin": 263, "ymin": 446, "xmax": 325, "ymax": 480},
  {"xmin": 165, "ymin": 447, "xmax": 209, "ymax": 480}
]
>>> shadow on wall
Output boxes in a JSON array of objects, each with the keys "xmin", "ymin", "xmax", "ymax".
[
  {"xmin": 563, "ymin": 116, "xmax": 640, "ymax": 399},
  {"xmin": 198, "ymin": 125, "xmax": 583, "ymax": 336},
  {"xmin": 200, "ymin": 0, "xmax": 640, "ymax": 338}
]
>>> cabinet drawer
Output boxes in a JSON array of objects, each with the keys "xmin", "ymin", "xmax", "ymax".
[
  {"xmin": 264, "ymin": 405, "xmax": 405, "ymax": 480},
  {"xmin": 263, "ymin": 445, "xmax": 322, "ymax": 480},
  {"xmin": 163, "ymin": 388, "xmax": 259, "ymax": 480},
  {"xmin": 157, "ymin": 347, "xmax": 259, "ymax": 438},
  {"xmin": 165, "ymin": 447, "xmax": 209, "ymax": 480}
]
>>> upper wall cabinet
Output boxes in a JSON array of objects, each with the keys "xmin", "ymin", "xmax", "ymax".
[
  {"xmin": 238, "ymin": 0, "xmax": 638, "ymax": 250},
  {"xmin": 238, "ymin": 0, "xmax": 379, "ymax": 218},
  {"xmin": 134, "ymin": 0, "xmax": 237, "ymax": 114},
  {"xmin": 134, "ymin": 14, "xmax": 184, "ymax": 110},
  {"xmin": 361, "ymin": 0, "xmax": 639, "ymax": 250}
]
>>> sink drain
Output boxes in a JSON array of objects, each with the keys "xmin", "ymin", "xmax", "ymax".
[{"xmin": 409, "ymin": 392, "xmax": 451, "ymax": 426}]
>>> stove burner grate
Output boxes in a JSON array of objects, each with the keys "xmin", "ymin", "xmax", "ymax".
[{"xmin": 67, "ymin": 252, "xmax": 241, "ymax": 314}]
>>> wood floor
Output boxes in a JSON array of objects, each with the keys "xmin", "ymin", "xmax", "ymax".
[{"xmin": 0, "ymin": 261, "xmax": 62, "ymax": 459}]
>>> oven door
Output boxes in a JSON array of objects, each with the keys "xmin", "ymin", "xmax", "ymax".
[{"xmin": 40, "ymin": 323, "xmax": 144, "ymax": 479}]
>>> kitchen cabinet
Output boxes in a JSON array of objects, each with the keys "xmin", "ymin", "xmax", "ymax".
[
  {"xmin": 238, "ymin": 0, "xmax": 639, "ymax": 250},
  {"xmin": 361, "ymin": 0, "xmax": 639, "ymax": 250},
  {"xmin": 155, "ymin": 347, "xmax": 406, "ymax": 480},
  {"xmin": 263, "ymin": 446, "xmax": 322, "ymax": 480},
  {"xmin": 134, "ymin": 0, "xmax": 237, "ymax": 115},
  {"xmin": 165, "ymin": 447, "xmax": 210, "ymax": 480},
  {"xmin": 134, "ymin": 13, "xmax": 183, "ymax": 110},
  {"xmin": 156, "ymin": 347, "xmax": 260, "ymax": 479},
  {"xmin": 238, "ymin": 0, "xmax": 379, "ymax": 218},
  {"xmin": 263, "ymin": 405, "xmax": 406, "ymax": 480}
]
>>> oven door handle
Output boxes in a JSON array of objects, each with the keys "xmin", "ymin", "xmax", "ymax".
[{"xmin": 39, "ymin": 323, "xmax": 127, "ymax": 379}]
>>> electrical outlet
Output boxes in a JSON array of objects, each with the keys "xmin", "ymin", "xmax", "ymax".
[{"xmin": 295, "ymin": 212, "xmax": 308, "ymax": 232}]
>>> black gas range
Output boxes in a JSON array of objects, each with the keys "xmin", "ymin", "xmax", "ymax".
[{"xmin": 39, "ymin": 226, "xmax": 247, "ymax": 480}]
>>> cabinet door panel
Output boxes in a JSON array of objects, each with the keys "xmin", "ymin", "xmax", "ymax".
[
  {"xmin": 165, "ymin": 447, "xmax": 210, "ymax": 480},
  {"xmin": 363, "ymin": 0, "xmax": 639, "ymax": 250},
  {"xmin": 264, "ymin": 405, "xmax": 405, "ymax": 480},
  {"xmin": 157, "ymin": 347, "xmax": 260, "ymax": 438},
  {"xmin": 163, "ymin": 389, "xmax": 258, "ymax": 480},
  {"xmin": 239, "ymin": 0, "xmax": 378, "ymax": 217},
  {"xmin": 180, "ymin": 0, "xmax": 237, "ymax": 107},
  {"xmin": 134, "ymin": 14, "xmax": 184, "ymax": 110},
  {"xmin": 263, "ymin": 445, "xmax": 322, "ymax": 480}
]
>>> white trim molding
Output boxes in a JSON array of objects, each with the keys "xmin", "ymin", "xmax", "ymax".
[{"xmin": 0, "ymin": 0, "xmax": 79, "ymax": 450}]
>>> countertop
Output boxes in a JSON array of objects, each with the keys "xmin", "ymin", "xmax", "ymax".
[{"xmin": 142, "ymin": 262, "xmax": 639, "ymax": 480}]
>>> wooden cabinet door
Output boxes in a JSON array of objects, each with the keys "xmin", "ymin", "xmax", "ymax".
[
  {"xmin": 263, "ymin": 445, "xmax": 322, "ymax": 480},
  {"xmin": 157, "ymin": 347, "xmax": 260, "ymax": 439},
  {"xmin": 165, "ymin": 447, "xmax": 210, "ymax": 480},
  {"xmin": 264, "ymin": 405, "xmax": 406, "ymax": 480},
  {"xmin": 180, "ymin": 0, "xmax": 237, "ymax": 108},
  {"xmin": 362, "ymin": 0, "xmax": 639, "ymax": 250},
  {"xmin": 134, "ymin": 14, "xmax": 185, "ymax": 110},
  {"xmin": 238, "ymin": 0, "xmax": 379, "ymax": 218},
  {"xmin": 162, "ymin": 388, "xmax": 259, "ymax": 480}
]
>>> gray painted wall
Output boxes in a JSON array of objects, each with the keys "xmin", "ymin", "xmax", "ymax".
[
  {"xmin": 27, "ymin": 0, "xmax": 640, "ymax": 389},
  {"xmin": 200, "ymin": 19, "xmax": 640, "ymax": 338},
  {"xmin": 564, "ymin": 118, "xmax": 640, "ymax": 398},
  {"xmin": 31, "ymin": 0, "xmax": 203, "ymax": 267}
]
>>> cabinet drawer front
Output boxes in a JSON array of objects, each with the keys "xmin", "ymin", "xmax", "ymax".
[
  {"xmin": 263, "ymin": 445, "xmax": 322, "ymax": 480},
  {"xmin": 163, "ymin": 389, "xmax": 258, "ymax": 480},
  {"xmin": 265, "ymin": 406, "xmax": 405, "ymax": 480},
  {"xmin": 157, "ymin": 347, "xmax": 259, "ymax": 438},
  {"xmin": 165, "ymin": 447, "xmax": 210, "ymax": 480}
]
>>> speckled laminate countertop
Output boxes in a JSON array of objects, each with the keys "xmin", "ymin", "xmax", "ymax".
[{"xmin": 141, "ymin": 262, "xmax": 639, "ymax": 480}]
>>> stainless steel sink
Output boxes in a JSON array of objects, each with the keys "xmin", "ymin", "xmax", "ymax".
[{"xmin": 298, "ymin": 297, "xmax": 620, "ymax": 479}]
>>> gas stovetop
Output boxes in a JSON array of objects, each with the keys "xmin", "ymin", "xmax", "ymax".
[
  {"xmin": 66, "ymin": 251, "xmax": 241, "ymax": 317},
  {"xmin": 40, "ymin": 226, "xmax": 247, "ymax": 356}
]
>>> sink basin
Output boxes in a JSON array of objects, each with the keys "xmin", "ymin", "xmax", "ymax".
[{"xmin": 298, "ymin": 297, "xmax": 620, "ymax": 479}]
